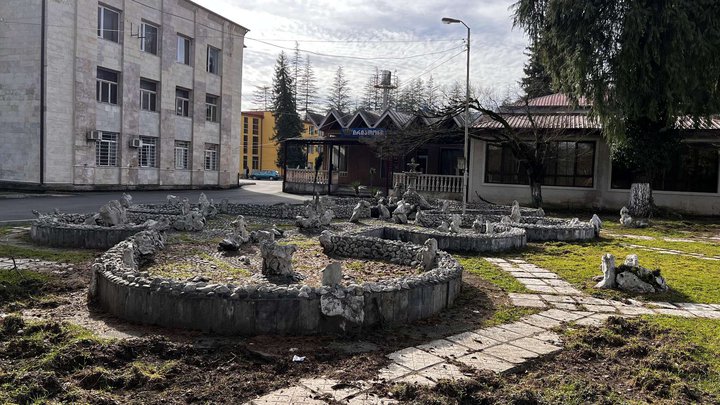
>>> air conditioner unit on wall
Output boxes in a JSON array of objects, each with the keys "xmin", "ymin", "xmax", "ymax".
[
  {"xmin": 129, "ymin": 137, "xmax": 141, "ymax": 148},
  {"xmin": 86, "ymin": 130, "xmax": 102, "ymax": 141}
]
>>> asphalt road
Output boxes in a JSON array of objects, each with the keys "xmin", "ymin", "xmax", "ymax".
[{"xmin": 0, "ymin": 181, "xmax": 310, "ymax": 223}]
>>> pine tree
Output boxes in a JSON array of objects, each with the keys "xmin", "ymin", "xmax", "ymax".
[
  {"xmin": 252, "ymin": 85, "xmax": 271, "ymax": 110},
  {"xmin": 326, "ymin": 66, "xmax": 351, "ymax": 113},
  {"xmin": 297, "ymin": 55, "xmax": 319, "ymax": 115},
  {"xmin": 519, "ymin": 42, "xmax": 553, "ymax": 98},
  {"xmin": 424, "ymin": 75, "xmax": 439, "ymax": 111},
  {"xmin": 291, "ymin": 42, "xmax": 301, "ymax": 107},
  {"xmin": 360, "ymin": 68, "xmax": 381, "ymax": 110},
  {"xmin": 271, "ymin": 51, "xmax": 305, "ymax": 168}
]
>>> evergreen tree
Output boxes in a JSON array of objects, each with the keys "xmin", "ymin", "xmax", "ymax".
[
  {"xmin": 360, "ymin": 68, "xmax": 381, "ymax": 110},
  {"xmin": 291, "ymin": 42, "xmax": 301, "ymax": 107},
  {"xmin": 252, "ymin": 85, "xmax": 271, "ymax": 110},
  {"xmin": 327, "ymin": 66, "xmax": 351, "ymax": 113},
  {"xmin": 519, "ymin": 42, "xmax": 553, "ymax": 98},
  {"xmin": 514, "ymin": 0, "xmax": 720, "ymax": 216},
  {"xmin": 271, "ymin": 51, "xmax": 305, "ymax": 168},
  {"xmin": 297, "ymin": 55, "xmax": 319, "ymax": 115},
  {"xmin": 424, "ymin": 75, "xmax": 439, "ymax": 111}
]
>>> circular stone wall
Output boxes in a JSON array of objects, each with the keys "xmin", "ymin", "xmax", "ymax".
[
  {"xmin": 30, "ymin": 222, "xmax": 148, "ymax": 250},
  {"xmin": 90, "ymin": 230, "xmax": 463, "ymax": 335},
  {"xmin": 354, "ymin": 224, "xmax": 527, "ymax": 253}
]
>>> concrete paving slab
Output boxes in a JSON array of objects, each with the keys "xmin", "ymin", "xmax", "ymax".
[
  {"xmin": 582, "ymin": 304, "xmax": 618, "ymax": 313},
  {"xmin": 300, "ymin": 378, "xmax": 366, "ymax": 401},
  {"xmin": 474, "ymin": 326, "xmax": 524, "ymax": 343},
  {"xmin": 508, "ymin": 293, "xmax": 544, "ymax": 300},
  {"xmin": 616, "ymin": 306, "xmax": 656, "ymax": 315},
  {"xmin": 553, "ymin": 286, "xmax": 584, "ymax": 295},
  {"xmin": 510, "ymin": 337, "xmax": 563, "ymax": 355},
  {"xmin": 393, "ymin": 373, "xmax": 435, "ymax": 386},
  {"xmin": 511, "ymin": 298, "xmax": 548, "ymax": 308},
  {"xmin": 531, "ymin": 272, "xmax": 559, "ymax": 279},
  {"xmin": 551, "ymin": 303, "xmax": 580, "ymax": 311},
  {"xmin": 497, "ymin": 321, "xmax": 546, "ymax": 337},
  {"xmin": 482, "ymin": 344, "xmax": 540, "ymax": 364},
  {"xmin": 525, "ymin": 285, "xmax": 559, "ymax": 294},
  {"xmin": 419, "ymin": 362, "xmax": 469, "ymax": 382},
  {"xmin": 517, "ymin": 278, "xmax": 549, "ymax": 285},
  {"xmin": 540, "ymin": 309, "xmax": 587, "ymax": 322},
  {"xmin": 521, "ymin": 314, "xmax": 564, "ymax": 329},
  {"xmin": 652, "ymin": 308, "xmax": 697, "ymax": 318},
  {"xmin": 541, "ymin": 295, "xmax": 576, "ymax": 303},
  {"xmin": 251, "ymin": 385, "xmax": 324, "ymax": 405},
  {"xmin": 347, "ymin": 393, "xmax": 398, "ymax": 405},
  {"xmin": 376, "ymin": 363, "xmax": 412, "ymax": 381},
  {"xmin": 456, "ymin": 352, "xmax": 516, "ymax": 374},
  {"xmin": 688, "ymin": 310, "xmax": 720, "ymax": 319},
  {"xmin": 386, "ymin": 347, "xmax": 444, "ymax": 371},
  {"xmin": 446, "ymin": 331, "xmax": 500, "ymax": 351},
  {"xmin": 417, "ymin": 339, "xmax": 472, "ymax": 359}
]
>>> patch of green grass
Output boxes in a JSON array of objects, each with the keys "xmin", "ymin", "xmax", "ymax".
[
  {"xmin": 279, "ymin": 237, "xmax": 318, "ymax": 249},
  {"xmin": 130, "ymin": 360, "xmax": 177, "ymax": 381},
  {"xmin": 0, "ymin": 270, "xmax": 51, "ymax": 303},
  {"xmin": 482, "ymin": 305, "xmax": 538, "ymax": 328},
  {"xmin": 519, "ymin": 238, "xmax": 720, "ymax": 303},
  {"xmin": 0, "ymin": 244, "xmax": 95, "ymax": 264},
  {"xmin": 646, "ymin": 316, "xmax": 720, "ymax": 394},
  {"xmin": 198, "ymin": 253, "xmax": 251, "ymax": 277},
  {"xmin": 145, "ymin": 261, "xmax": 197, "ymax": 280},
  {"xmin": 607, "ymin": 234, "xmax": 720, "ymax": 258},
  {"xmin": 457, "ymin": 256, "xmax": 529, "ymax": 293},
  {"xmin": 602, "ymin": 216, "xmax": 720, "ymax": 239}
]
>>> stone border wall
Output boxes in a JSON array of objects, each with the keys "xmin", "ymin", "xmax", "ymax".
[
  {"xmin": 353, "ymin": 224, "xmax": 527, "ymax": 253},
  {"xmin": 416, "ymin": 213, "xmax": 595, "ymax": 242},
  {"xmin": 30, "ymin": 222, "xmax": 148, "ymax": 250},
  {"xmin": 90, "ymin": 230, "xmax": 463, "ymax": 335}
]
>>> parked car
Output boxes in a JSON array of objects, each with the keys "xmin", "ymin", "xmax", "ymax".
[{"xmin": 250, "ymin": 170, "xmax": 281, "ymax": 180}]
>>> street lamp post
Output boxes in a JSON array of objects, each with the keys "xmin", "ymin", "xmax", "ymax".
[{"xmin": 442, "ymin": 17, "xmax": 470, "ymax": 215}]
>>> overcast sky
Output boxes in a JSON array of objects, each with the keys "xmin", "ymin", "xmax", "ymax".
[{"xmin": 193, "ymin": 0, "xmax": 529, "ymax": 110}]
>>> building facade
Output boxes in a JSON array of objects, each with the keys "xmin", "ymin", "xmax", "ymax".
[
  {"xmin": 239, "ymin": 111, "xmax": 319, "ymax": 174},
  {"xmin": 0, "ymin": 0, "xmax": 247, "ymax": 190},
  {"xmin": 469, "ymin": 94, "xmax": 720, "ymax": 215}
]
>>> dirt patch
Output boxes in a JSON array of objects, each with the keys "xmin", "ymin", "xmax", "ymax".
[
  {"xmin": 378, "ymin": 317, "xmax": 719, "ymax": 404},
  {"xmin": 145, "ymin": 235, "xmax": 422, "ymax": 287}
]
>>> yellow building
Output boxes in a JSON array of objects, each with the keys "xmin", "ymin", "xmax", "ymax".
[{"xmin": 240, "ymin": 111, "xmax": 319, "ymax": 176}]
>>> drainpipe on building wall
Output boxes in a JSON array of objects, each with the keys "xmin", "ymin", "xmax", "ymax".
[{"xmin": 39, "ymin": 0, "xmax": 46, "ymax": 186}]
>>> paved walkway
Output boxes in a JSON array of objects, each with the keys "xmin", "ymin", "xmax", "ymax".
[{"xmin": 248, "ymin": 256, "xmax": 720, "ymax": 404}]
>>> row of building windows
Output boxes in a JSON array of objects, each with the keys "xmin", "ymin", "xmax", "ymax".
[
  {"xmin": 94, "ymin": 132, "xmax": 219, "ymax": 171},
  {"xmin": 97, "ymin": 5, "xmax": 222, "ymax": 74},
  {"xmin": 485, "ymin": 141, "xmax": 719, "ymax": 193},
  {"xmin": 96, "ymin": 68, "xmax": 220, "ymax": 122}
]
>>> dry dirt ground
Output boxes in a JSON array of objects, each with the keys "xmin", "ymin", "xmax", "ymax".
[{"xmin": 1, "ymin": 239, "xmax": 512, "ymax": 404}]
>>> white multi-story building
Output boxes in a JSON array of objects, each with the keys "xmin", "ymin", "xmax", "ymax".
[{"xmin": 0, "ymin": 0, "xmax": 247, "ymax": 190}]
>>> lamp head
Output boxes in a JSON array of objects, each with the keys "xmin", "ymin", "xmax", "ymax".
[{"xmin": 442, "ymin": 17, "xmax": 462, "ymax": 24}]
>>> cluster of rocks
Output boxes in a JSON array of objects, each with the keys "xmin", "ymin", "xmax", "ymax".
[
  {"xmin": 295, "ymin": 195, "xmax": 335, "ymax": 229},
  {"xmin": 619, "ymin": 206, "xmax": 649, "ymax": 228},
  {"xmin": 595, "ymin": 254, "xmax": 669, "ymax": 293},
  {"xmin": 320, "ymin": 230, "xmax": 429, "ymax": 266}
]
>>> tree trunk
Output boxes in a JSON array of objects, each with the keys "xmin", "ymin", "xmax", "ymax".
[
  {"xmin": 529, "ymin": 178, "xmax": 543, "ymax": 208},
  {"xmin": 628, "ymin": 183, "xmax": 653, "ymax": 218}
]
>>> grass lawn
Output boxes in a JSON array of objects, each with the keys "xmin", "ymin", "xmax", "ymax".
[
  {"xmin": 458, "ymin": 255, "xmax": 529, "ymax": 294},
  {"xmin": 0, "ymin": 244, "xmax": 95, "ymax": 264},
  {"xmin": 517, "ymin": 237, "xmax": 720, "ymax": 303}
]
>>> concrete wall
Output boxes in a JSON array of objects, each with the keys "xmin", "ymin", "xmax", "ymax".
[
  {"xmin": 469, "ymin": 137, "xmax": 720, "ymax": 216},
  {"xmin": 1, "ymin": 0, "xmax": 246, "ymax": 190},
  {"xmin": 0, "ymin": 0, "xmax": 43, "ymax": 184}
]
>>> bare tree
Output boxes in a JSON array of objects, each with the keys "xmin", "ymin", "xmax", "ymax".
[
  {"xmin": 252, "ymin": 85, "xmax": 271, "ymax": 110},
  {"xmin": 297, "ymin": 55, "xmax": 319, "ymax": 114},
  {"xmin": 369, "ymin": 93, "xmax": 591, "ymax": 207}
]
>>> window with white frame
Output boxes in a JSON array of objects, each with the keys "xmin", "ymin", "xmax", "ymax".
[
  {"xmin": 97, "ymin": 5, "xmax": 119, "ymax": 43},
  {"xmin": 207, "ymin": 46, "xmax": 221, "ymax": 75},
  {"xmin": 177, "ymin": 35, "xmax": 191, "ymax": 65},
  {"xmin": 204, "ymin": 143, "xmax": 218, "ymax": 170},
  {"xmin": 95, "ymin": 132, "xmax": 118, "ymax": 166},
  {"xmin": 138, "ymin": 136, "xmax": 157, "ymax": 168},
  {"xmin": 206, "ymin": 94, "xmax": 219, "ymax": 122},
  {"xmin": 176, "ymin": 87, "xmax": 190, "ymax": 117},
  {"xmin": 174, "ymin": 141, "xmax": 190, "ymax": 169},
  {"xmin": 140, "ymin": 22, "xmax": 158, "ymax": 55},
  {"xmin": 96, "ymin": 67, "xmax": 119, "ymax": 104},
  {"xmin": 140, "ymin": 79, "xmax": 157, "ymax": 112}
]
